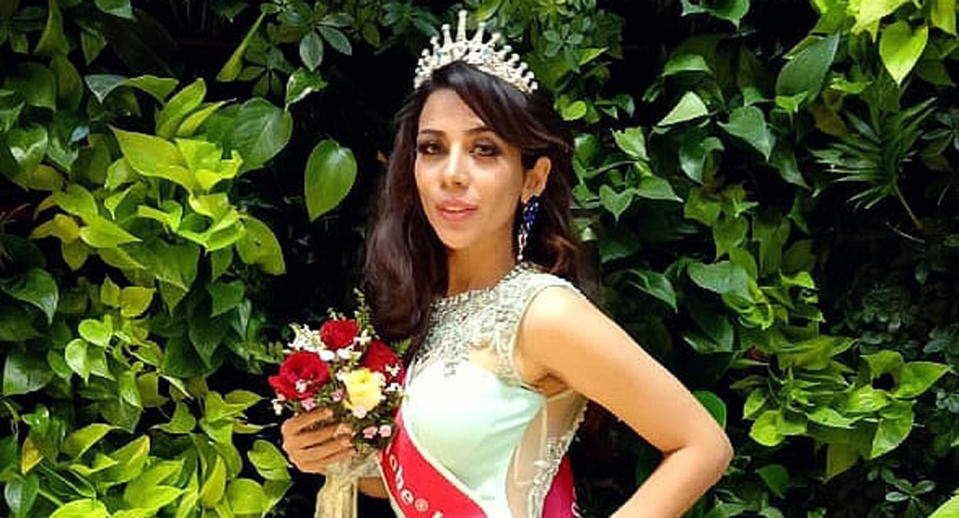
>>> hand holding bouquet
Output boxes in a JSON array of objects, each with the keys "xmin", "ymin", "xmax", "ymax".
[{"xmin": 269, "ymin": 289, "xmax": 408, "ymax": 517}]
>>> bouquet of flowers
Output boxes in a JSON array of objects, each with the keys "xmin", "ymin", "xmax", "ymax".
[{"xmin": 268, "ymin": 289, "xmax": 408, "ymax": 518}]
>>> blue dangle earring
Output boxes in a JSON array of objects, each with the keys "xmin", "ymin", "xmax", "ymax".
[{"xmin": 516, "ymin": 194, "xmax": 540, "ymax": 262}]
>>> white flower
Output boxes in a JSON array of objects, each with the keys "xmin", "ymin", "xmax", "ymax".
[
  {"xmin": 351, "ymin": 406, "xmax": 368, "ymax": 419},
  {"xmin": 319, "ymin": 350, "xmax": 335, "ymax": 362},
  {"xmin": 336, "ymin": 348, "xmax": 353, "ymax": 360}
]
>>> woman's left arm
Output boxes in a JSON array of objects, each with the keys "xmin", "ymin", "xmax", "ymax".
[{"xmin": 519, "ymin": 286, "xmax": 734, "ymax": 518}]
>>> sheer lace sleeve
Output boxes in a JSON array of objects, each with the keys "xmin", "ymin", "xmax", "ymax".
[{"xmin": 494, "ymin": 272, "xmax": 590, "ymax": 518}]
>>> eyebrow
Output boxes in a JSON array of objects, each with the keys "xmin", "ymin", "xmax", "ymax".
[{"xmin": 418, "ymin": 126, "xmax": 493, "ymax": 137}]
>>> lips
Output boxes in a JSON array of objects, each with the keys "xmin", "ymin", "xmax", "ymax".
[
  {"xmin": 436, "ymin": 200, "xmax": 477, "ymax": 222},
  {"xmin": 437, "ymin": 200, "xmax": 478, "ymax": 212}
]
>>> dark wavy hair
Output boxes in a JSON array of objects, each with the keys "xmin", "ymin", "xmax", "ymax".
[{"xmin": 362, "ymin": 61, "xmax": 598, "ymax": 355}]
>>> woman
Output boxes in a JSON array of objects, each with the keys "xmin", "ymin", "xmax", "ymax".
[{"xmin": 281, "ymin": 10, "xmax": 733, "ymax": 517}]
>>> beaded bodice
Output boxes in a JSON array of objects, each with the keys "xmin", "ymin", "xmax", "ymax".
[{"xmin": 401, "ymin": 260, "xmax": 588, "ymax": 517}]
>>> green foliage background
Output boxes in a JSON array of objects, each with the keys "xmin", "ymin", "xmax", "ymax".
[{"xmin": 2, "ymin": 0, "xmax": 959, "ymax": 516}]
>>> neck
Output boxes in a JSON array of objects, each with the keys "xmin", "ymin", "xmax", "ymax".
[{"xmin": 445, "ymin": 247, "xmax": 517, "ymax": 297}]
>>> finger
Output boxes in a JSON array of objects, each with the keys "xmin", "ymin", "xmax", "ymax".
[
  {"xmin": 299, "ymin": 438, "xmax": 355, "ymax": 464},
  {"xmin": 288, "ymin": 442, "xmax": 355, "ymax": 473},
  {"xmin": 289, "ymin": 422, "xmax": 354, "ymax": 450},
  {"xmin": 302, "ymin": 446, "xmax": 358, "ymax": 471},
  {"xmin": 281, "ymin": 408, "xmax": 334, "ymax": 435}
]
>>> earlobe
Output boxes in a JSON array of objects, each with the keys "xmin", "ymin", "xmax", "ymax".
[{"xmin": 524, "ymin": 156, "xmax": 552, "ymax": 202}]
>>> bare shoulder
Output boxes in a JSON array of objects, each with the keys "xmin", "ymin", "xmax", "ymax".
[{"xmin": 514, "ymin": 277, "xmax": 607, "ymax": 385}]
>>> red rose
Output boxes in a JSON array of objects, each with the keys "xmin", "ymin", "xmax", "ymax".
[
  {"xmin": 269, "ymin": 351, "xmax": 330, "ymax": 401},
  {"xmin": 320, "ymin": 319, "xmax": 359, "ymax": 350},
  {"xmin": 361, "ymin": 339, "xmax": 405, "ymax": 383}
]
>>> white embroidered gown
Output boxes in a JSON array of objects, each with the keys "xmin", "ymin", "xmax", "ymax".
[{"xmin": 392, "ymin": 260, "xmax": 588, "ymax": 517}]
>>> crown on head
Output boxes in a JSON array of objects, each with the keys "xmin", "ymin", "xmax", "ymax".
[{"xmin": 413, "ymin": 10, "xmax": 538, "ymax": 94}]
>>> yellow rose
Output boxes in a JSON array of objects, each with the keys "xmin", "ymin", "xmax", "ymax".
[{"xmin": 342, "ymin": 368, "xmax": 384, "ymax": 417}]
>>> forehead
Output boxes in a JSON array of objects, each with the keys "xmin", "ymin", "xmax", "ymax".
[{"xmin": 418, "ymin": 89, "xmax": 486, "ymax": 132}]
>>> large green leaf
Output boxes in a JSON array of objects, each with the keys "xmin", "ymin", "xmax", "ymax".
[
  {"xmin": 930, "ymin": 0, "xmax": 956, "ymax": 35},
  {"xmin": 3, "ymin": 63, "xmax": 56, "ymax": 110},
  {"xmin": 111, "ymin": 126, "xmax": 195, "ymax": 192},
  {"xmin": 217, "ymin": 12, "xmax": 267, "ymax": 81},
  {"xmin": 235, "ymin": 215, "xmax": 285, "ymax": 275},
  {"xmin": 719, "ymin": 105, "xmax": 775, "ymax": 160},
  {"xmin": 598, "ymin": 184, "xmax": 633, "ymax": 221},
  {"xmin": 34, "ymin": 0, "xmax": 70, "ymax": 57},
  {"xmin": 657, "ymin": 91, "xmax": 709, "ymax": 126},
  {"xmin": 624, "ymin": 269, "xmax": 677, "ymax": 312},
  {"xmin": 248, "ymin": 440, "xmax": 290, "ymax": 481},
  {"xmin": 688, "ymin": 261, "xmax": 752, "ymax": 298},
  {"xmin": 775, "ymin": 33, "xmax": 839, "ymax": 106},
  {"xmin": 0, "ymin": 268, "xmax": 58, "ymax": 323},
  {"xmin": 4, "ymin": 473, "xmax": 38, "ymax": 518},
  {"xmin": 3, "ymin": 350, "xmax": 53, "ymax": 395},
  {"xmin": 49, "ymin": 499, "xmax": 109, "ymax": 518},
  {"xmin": 892, "ymin": 362, "xmax": 951, "ymax": 398},
  {"xmin": 879, "ymin": 21, "xmax": 928, "ymax": 85},
  {"xmin": 851, "ymin": 0, "xmax": 910, "ymax": 34},
  {"xmin": 78, "ymin": 216, "xmax": 141, "ymax": 248},
  {"xmin": 304, "ymin": 139, "xmax": 357, "ymax": 221},
  {"xmin": 229, "ymin": 98, "xmax": 292, "ymax": 170},
  {"xmin": 635, "ymin": 176, "xmax": 682, "ymax": 202},
  {"xmin": 611, "ymin": 127, "xmax": 648, "ymax": 160},
  {"xmin": 681, "ymin": 0, "xmax": 750, "ymax": 28},
  {"xmin": 84, "ymin": 74, "xmax": 178, "ymax": 103},
  {"xmin": 199, "ymin": 455, "xmax": 227, "ymax": 508},
  {"xmin": 5, "ymin": 124, "xmax": 48, "ymax": 176},
  {"xmin": 156, "ymin": 78, "xmax": 206, "ymax": 139},
  {"xmin": 930, "ymin": 493, "xmax": 959, "ymax": 518},
  {"xmin": 62, "ymin": 423, "xmax": 113, "ymax": 459},
  {"xmin": 750, "ymin": 409, "xmax": 806, "ymax": 446}
]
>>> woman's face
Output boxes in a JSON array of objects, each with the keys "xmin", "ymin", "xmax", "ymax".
[{"xmin": 414, "ymin": 89, "xmax": 546, "ymax": 257}]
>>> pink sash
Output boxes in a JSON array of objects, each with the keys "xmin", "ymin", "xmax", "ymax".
[{"xmin": 380, "ymin": 408, "xmax": 579, "ymax": 517}]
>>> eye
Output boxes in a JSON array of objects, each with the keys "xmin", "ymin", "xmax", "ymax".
[
  {"xmin": 417, "ymin": 142, "xmax": 441, "ymax": 155},
  {"xmin": 473, "ymin": 142, "xmax": 500, "ymax": 156}
]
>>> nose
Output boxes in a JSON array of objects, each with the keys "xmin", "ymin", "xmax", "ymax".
[{"xmin": 441, "ymin": 142, "xmax": 469, "ymax": 187}]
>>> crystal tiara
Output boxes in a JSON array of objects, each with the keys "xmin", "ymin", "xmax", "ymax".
[{"xmin": 413, "ymin": 10, "xmax": 538, "ymax": 94}]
